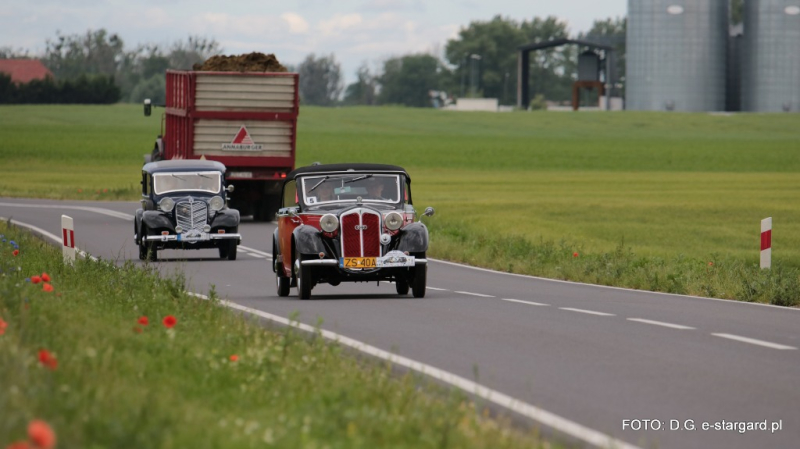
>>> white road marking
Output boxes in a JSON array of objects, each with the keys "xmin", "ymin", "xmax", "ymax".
[
  {"xmin": 711, "ymin": 333, "xmax": 797, "ymax": 350},
  {"xmin": 560, "ymin": 307, "xmax": 615, "ymax": 317},
  {"xmin": 627, "ymin": 318, "xmax": 695, "ymax": 330},
  {"xmin": 426, "ymin": 287, "xmax": 449, "ymax": 291},
  {"xmin": 239, "ymin": 245, "xmax": 271, "ymax": 258},
  {"xmin": 502, "ymin": 298, "xmax": 549, "ymax": 306},
  {"xmin": 455, "ymin": 291, "xmax": 495, "ymax": 298},
  {"xmin": 187, "ymin": 292, "xmax": 642, "ymax": 449}
]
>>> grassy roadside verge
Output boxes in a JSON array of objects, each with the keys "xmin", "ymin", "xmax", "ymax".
[{"xmin": 0, "ymin": 221, "xmax": 547, "ymax": 449}]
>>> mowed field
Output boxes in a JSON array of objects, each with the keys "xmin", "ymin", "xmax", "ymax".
[{"xmin": 1, "ymin": 104, "xmax": 799, "ymax": 270}]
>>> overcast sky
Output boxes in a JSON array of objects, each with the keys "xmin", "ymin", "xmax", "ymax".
[{"xmin": 3, "ymin": 0, "xmax": 627, "ymax": 84}]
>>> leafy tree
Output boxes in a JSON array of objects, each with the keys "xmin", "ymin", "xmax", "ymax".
[
  {"xmin": 0, "ymin": 47, "xmax": 31, "ymax": 59},
  {"xmin": 377, "ymin": 54, "xmax": 446, "ymax": 107},
  {"xmin": 731, "ymin": 0, "xmax": 744, "ymax": 25},
  {"xmin": 297, "ymin": 53, "xmax": 343, "ymax": 106},
  {"xmin": 43, "ymin": 29, "xmax": 125, "ymax": 80},
  {"xmin": 343, "ymin": 62, "xmax": 377, "ymax": 106}
]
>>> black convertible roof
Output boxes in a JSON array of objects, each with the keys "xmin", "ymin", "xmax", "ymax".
[
  {"xmin": 142, "ymin": 159, "xmax": 227, "ymax": 174},
  {"xmin": 288, "ymin": 163, "xmax": 410, "ymax": 181}
]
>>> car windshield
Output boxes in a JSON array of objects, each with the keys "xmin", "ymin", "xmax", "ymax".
[
  {"xmin": 153, "ymin": 171, "xmax": 221, "ymax": 195},
  {"xmin": 301, "ymin": 174, "xmax": 401, "ymax": 206}
]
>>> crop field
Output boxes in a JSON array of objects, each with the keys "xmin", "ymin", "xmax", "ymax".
[{"xmin": 1, "ymin": 104, "xmax": 799, "ymax": 302}]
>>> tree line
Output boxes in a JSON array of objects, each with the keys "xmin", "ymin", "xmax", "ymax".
[{"xmin": 0, "ymin": 15, "xmax": 625, "ymax": 107}]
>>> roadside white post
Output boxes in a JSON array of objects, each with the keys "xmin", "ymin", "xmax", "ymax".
[
  {"xmin": 760, "ymin": 217, "xmax": 772, "ymax": 269},
  {"xmin": 62, "ymin": 215, "xmax": 76, "ymax": 264}
]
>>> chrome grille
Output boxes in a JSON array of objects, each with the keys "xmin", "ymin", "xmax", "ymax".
[
  {"xmin": 340, "ymin": 208, "xmax": 382, "ymax": 259},
  {"xmin": 176, "ymin": 200, "xmax": 208, "ymax": 233}
]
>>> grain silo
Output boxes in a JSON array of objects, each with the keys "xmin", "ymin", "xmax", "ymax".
[
  {"xmin": 741, "ymin": 0, "xmax": 800, "ymax": 112},
  {"xmin": 626, "ymin": 0, "xmax": 728, "ymax": 111}
]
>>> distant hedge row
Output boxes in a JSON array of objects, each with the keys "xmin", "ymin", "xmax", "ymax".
[{"xmin": 0, "ymin": 73, "xmax": 120, "ymax": 104}]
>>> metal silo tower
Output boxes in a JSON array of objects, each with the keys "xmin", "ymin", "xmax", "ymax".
[
  {"xmin": 626, "ymin": 0, "xmax": 729, "ymax": 111},
  {"xmin": 742, "ymin": 0, "xmax": 800, "ymax": 112}
]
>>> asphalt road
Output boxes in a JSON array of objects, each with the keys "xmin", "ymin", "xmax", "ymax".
[{"xmin": 2, "ymin": 197, "xmax": 799, "ymax": 449}]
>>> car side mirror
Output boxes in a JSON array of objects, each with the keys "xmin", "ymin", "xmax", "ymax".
[
  {"xmin": 143, "ymin": 99, "xmax": 151, "ymax": 117},
  {"xmin": 226, "ymin": 184, "xmax": 235, "ymax": 193},
  {"xmin": 423, "ymin": 207, "xmax": 435, "ymax": 217}
]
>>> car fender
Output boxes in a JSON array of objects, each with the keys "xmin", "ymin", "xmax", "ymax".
[
  {"xmin": 395, "ymin": 222, "xmax": 429, "ymax": 253},
  {"xmin": 293, "ymin": 224, "xmax": 326, "ymax": 256},
  {"xmin": 211, "ymin": 208, "xmax": 240, "ymax": 228},
  {"xmin": 141, "ymin": 210, "xmax": 174, "ymax": 232}
]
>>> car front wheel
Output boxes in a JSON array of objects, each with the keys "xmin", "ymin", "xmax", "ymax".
[
  {"xmin": 395, "ymin": 279, "xmax": 409, "ymax": 295},
  {"xmin": 411, "ymin": 253, "xmax": 426, "ymax": 298},
  {"xmin": 276, "ymin": 265, "xmax": 290, "ymax": 297},
  {"xmin": 295, "ymin": 255, "xmax": 312, "ymax": 300}
]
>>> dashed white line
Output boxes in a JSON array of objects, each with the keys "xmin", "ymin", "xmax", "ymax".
[
  {"xmin": 559, "ymin": 307, "xmax": 615, "ymax": 317},
  {"xmin": 502, "ymin": 298, "xmax": 549, "ymax": 306},
  {"xmin": 455, "ymin": 291, "xmax": 495, "ymax": 298},
  {"xmin": 627, "ymin": 318, "xmax": 695, "ymax": 330},
  {"xmin": 712, "ymin": 333, "xmax": 797, "ymax": 350},
  {"xmin": 426, "ymin": 287, "xmax": 449, "ymax": 291}
]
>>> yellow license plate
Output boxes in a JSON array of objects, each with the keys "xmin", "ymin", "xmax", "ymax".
[{"xmin": 341, "ymin": 257, "xmax": 377, "ymax": 268}]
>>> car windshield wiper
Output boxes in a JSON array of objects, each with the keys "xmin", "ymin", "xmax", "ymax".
[
  {"xmin": 171, "ymin": 174, "xmax": 186, "ymax": 180},
  {"xmin": 197, "ymin": 173, "xmax": 212, "ymax": 179},
  {"xmin": 344, "ymin": 174, "xmax": 372, "ymax": 184},
  {"xmin": 308, "ymin": 176, "xmax": 330, "ymax": 193}
]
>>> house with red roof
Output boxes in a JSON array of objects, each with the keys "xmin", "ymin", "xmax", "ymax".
[{"xmin": 0, "ymin": 59, "xmax": 54, "ymax": 83}]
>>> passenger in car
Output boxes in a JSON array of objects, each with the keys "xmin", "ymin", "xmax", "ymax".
[{"xmin": 365, "ymin": 177, "xmax": 386, "ymax": 200}]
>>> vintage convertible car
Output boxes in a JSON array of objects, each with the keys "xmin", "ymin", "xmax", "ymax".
[
  {"xmin": 135, "ymin": 160, "xmax": 242, "ymax": 261},
  {"xmin": 272, "ymin": 163, "xmax": 434, "ymax": 299}
]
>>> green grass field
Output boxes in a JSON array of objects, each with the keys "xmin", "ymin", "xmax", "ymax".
[{"xmin": 1, "ymin": 104, "xmax": 799, "ymax": 303}]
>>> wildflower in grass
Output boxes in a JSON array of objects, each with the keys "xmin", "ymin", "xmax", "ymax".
[
  {"xmin": 4, "ymin": 440, "xmax": 31, "ymax": 449},
  {"xmin": 28, "ymin": 420, "xmax": 56, "ymax": 449},
  {"xmin": 38, "ymin": 350, "xmax": 58, "ymax": 370},
  {"xmin": 138, "ymin": 316, "xmax": 149, "ymax": 326},
  {"xmin": 230, "ymin": 354, "xmax": 239, "ymax": 362},
  {"xmin": 0, "ymin": 317, "xmax": 7, "ymax": 336},
  {"xmin": 162, "ymin": 315, "xmax": 177, "ymax": 328},
  {"xmin": 13, "ymin": 249, "xmax": 19, "ymax": 256},
  {"xmin": 133, "ymin": 326, "xmax": 143, "ymax": 334},
  {"xmin": 77, "ymin": 189, "xmax": 82, "ymax": 193},
  {"xmin": 41, "ymin": 273, "xmax": 50, "ymax": 282},
  {"xmin": 573, "ymin": 252, "xmax": 579, "ymax": 258},
  {"xmin": 31, "ymin": 275, "xmax": 42, "ymax": 284},
  {"xmin": 708, "ymin": 262, "xmax": 714, "ymax": 266},
  {"xmin": 42, "ymin": 284, "xmax": 54, "ymax": 293}
]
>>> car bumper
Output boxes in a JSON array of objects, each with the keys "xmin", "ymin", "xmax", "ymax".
[
  {"xmin": 301, "ymin": 258, "xmax": 427, "ymax": 267},
  {"xmin": 144, "ymin": 233, "xmax": 242, "ymax": 243}
]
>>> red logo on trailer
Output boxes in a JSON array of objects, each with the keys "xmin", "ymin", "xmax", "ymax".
[{"xmin": 222, "ymin": 126, "xmax": 263, "ymax": 151}]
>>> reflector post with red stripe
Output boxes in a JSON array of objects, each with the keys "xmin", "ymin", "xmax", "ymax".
[
  {"xmin": 760, "ymin": 217, "xmax": 771, "ymax": 269},
  {"xmin": 62, "ymin": 215, "xmax": 76, "ymax": 264}
]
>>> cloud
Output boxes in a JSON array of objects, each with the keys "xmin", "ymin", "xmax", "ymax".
[
  {"xmin": 281, "ymin": 12, "xmax": 309, "ymax": 34},
  {"xmin": 318, "ymin": 13, "xmax": 362, "ymax": 37}
]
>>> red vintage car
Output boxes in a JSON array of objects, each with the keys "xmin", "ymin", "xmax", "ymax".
[{"xmin": 272, "ymin": 163, "xmax": 434, "ymax": 299}]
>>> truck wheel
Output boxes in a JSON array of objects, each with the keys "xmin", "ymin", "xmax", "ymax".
[
  {"xmin": 295, "ymin": 255, "xmax": 312, "ymax": 300},
  {"xmin": 411, "ymin": 253, "xmax": 426, "ymax": 298},
  {"xmin": 395, "ymin": 279, "xmax": 410, "ymax": 295}
]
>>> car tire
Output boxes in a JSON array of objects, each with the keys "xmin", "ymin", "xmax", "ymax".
[
  {"xmin": 218, "ymin": 243, "xmax": 229, "ymax": 259},
  {"xmin": 226, "ymin": 240, "xmax": 238, "ymax": 261},
  {"xmin": 411, "ymin": 253, "xmax": 426, "ymax": 298},
  {"xmin": 295, "ymin": 255, "xmax": 312, "ymax": 300},
  {"xmin": 395, "ymin": 279, "xmax": 410, "ymax": 295},
  {"xmin": 138, "ymin": 228, "xmax": 147, "ymax": 261},
  {"xmin": 146, "ymin": 238, "xmax": 158, "ymax": 262},
  {"xmin": 276, "ymin": 266, "xmax": 290, "ymax": 297}
]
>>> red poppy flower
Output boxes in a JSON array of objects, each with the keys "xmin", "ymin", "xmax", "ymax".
[
  {"xmin": 4, "ymin": 440, "xmax": 31, "ymax": 449},
  {"xmin": 41, "ymin": 273, "xmax": 51, "ymax": 282},
  {"xmin": 0, "ymin": 318, "xmax": 7, "ymax": 336},
  {"xmin": 42, "ymin": 284, "xmax": 54, "ymax": 293},
  {"xmin": 162, "ymin": 315, "xmax": 177, "ymax": 328},
  {"xmin": 28, "ymin": 419, "xmax": 56, "ymax": 449},
  {"xmin": 12, "ymin": 249, "xmax": 19, "ymax": 256},
  {"xmin": 30, "ymin": 276, "xmax": 42, "ymax": 284},
  {"xmin": 38, "ymin": 350, "xmax": 57, "ymax": 370},
  {"xmin": 138, "ymin": 316, "xmax": 149, "ymax": 326},
  {"xmin": 229, "ymin": 354, "xmax": 239, "ymax": 362},
  {"xmin": 133, "ymin": 326, "xmax": 143, "ymax": 333},
  {"xmin": 708, "ymin": 262, "xmax": 714, "ymax": 266},
  {"xmin": 573, "ymin": 252, "xmax": 579, "ymax": 258}
]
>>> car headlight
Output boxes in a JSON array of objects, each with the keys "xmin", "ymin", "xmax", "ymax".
[
  {"xmin": 209, "ymin": 195, "xmax": 224, "ymax": 211},
  {"xmin": 319, "ymin": 214, "xmax": 339, "ymax": 233},
  {"xmin": 384, "ymin": 212, "xmax": 403, "ymax": 231},
  {"xmin": 158, "ymin": 197, "xmax": 174, "ymax": 213}
]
